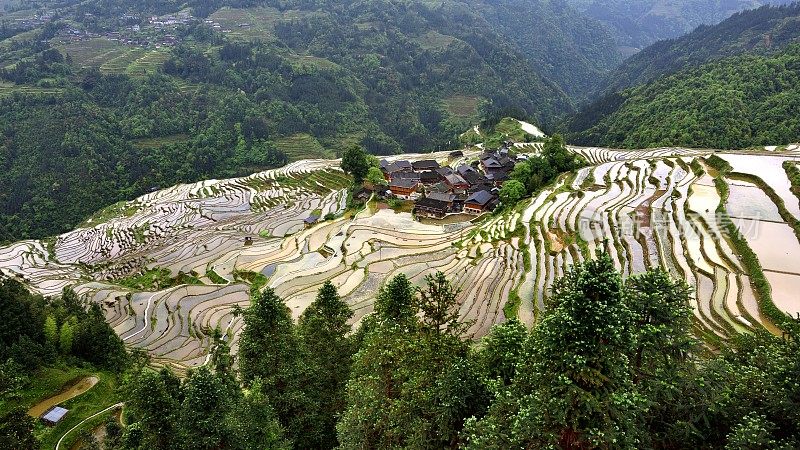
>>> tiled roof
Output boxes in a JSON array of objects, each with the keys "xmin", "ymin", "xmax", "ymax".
[
  {"xmin": 465, "ymin": 190, "xmax": 494, "ymax": 206},
  {"xmin": 390, "ymin": 178, "xmax": 419, "ymax": 189}
]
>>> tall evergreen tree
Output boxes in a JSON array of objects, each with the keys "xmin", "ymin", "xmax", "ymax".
[
  {"xmin": 122, "ymin": 368, "xmax": 182, "ymax": 450},
  {"xmin": 237, "ymin": 288, "xmax": 302, "ymax": 442},
  {"xmin": 338, "ymin": 273, "xmax": 488, "ymax": 449},
  {"xmin": 340, "ymin": 145, "xmax": 369, "ymax": 184},
  {"xmin": 0, "ymin": 408, "xmax": 37, "ymax": 449},
  {"xmin": 227, "ymin": 379, "xmax": 291, "ymax": 450},
  {"xmin": 374, "ymin": 273, "xmax": 415, "ymax": 323},
  {"xmin": 476, "ymin": 318, "xmax": 528, "ymax": 387},
  {"xmin": 295, "ymin": 281, "xmax": 354, "ymax": 448},
  {"xmin": 467, "ymin": 252, "xmax": 643, "ymax": 448},
  {"xmin": 178, "ymin": 366, "xmax": 236, "ymax": 450}
]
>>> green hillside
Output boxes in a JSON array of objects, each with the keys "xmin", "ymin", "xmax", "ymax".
[
  {"xmin": 595, "ymin": 3, "xmax": 800, "ymax": 95},
  {"xmin": 568, "ymin": 44, "xmax": 800, "ymax": 149}
]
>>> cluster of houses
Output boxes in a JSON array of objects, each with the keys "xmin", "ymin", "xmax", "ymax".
[
  {"xmin": 375, "ymin": 149, "xmax": 518, "ymax": 219},
  {"xmin": 54, "ymin": 12, "xmax": 195, "ymax": 49}
]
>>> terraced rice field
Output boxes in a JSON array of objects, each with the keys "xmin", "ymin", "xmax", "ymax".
[
  {"xmin": 0, "ymin": 81, "xmax": 63, "ymax": 96},
  {"xmin": 208, "ymin": 6, "xmax": 312, "ymax": 41},
  {"xmin": 275, "ymin": 133, "xmax": 335, "ymax": 161},
  {"xmin": 3, "ymin": 147, "xmax": 800, "ymax": 371},
  {"xmin": 57, "ymin": 39, "xmax": 171, "ymax": 75}
]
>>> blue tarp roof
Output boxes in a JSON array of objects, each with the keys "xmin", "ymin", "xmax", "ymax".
[{"xmin": 42, "ymin": 406, "xmax": 68, "ymax": 423}]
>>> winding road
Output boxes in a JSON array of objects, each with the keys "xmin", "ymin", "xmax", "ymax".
[{"xmin": 55, "ymin": 402, "xmax": 124, "ymax": 450}]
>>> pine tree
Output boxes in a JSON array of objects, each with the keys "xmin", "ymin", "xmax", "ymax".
[
  {"xmin": 178, "ymin": 366, "xmax": 236, "ymax": 450},
  {"xmin": 340, "ymin": 145, "xmax": 369, "ymax": 184},
  {"xmin": 227, "ymin": 379, "xmax": 291, "ymax": 450},
  {"xmin": 374, "ymin": 273, "xmax": 415, "ymax": 323},
  {"xmin": 467, "ymin": 252, "xmax": 643, "ymax": 449},
  {"xmin": 122, "ymin": 368, "xmax": 182, "ymax": 450},
  {"xmin": 0, "ymin": 408, "xmax": 38, "ymax": 449},
  {"xmin": 476, "ymin": 318, "xmax": 527, "ymax": 386},
  {"xmin": 338, "ymin": 273, "xmax": 487, "ymax": 449},
  {"xmin": 237, "ymin": 288, "xmax": 301, "ymax": 441},
  {"xmin": 295, "ymin": 281, "xmax": 354, "ymax": 448}
]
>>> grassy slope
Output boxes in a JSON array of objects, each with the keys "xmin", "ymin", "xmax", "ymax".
[
  {"xmin": 1, "ymin": 366, "xmax": 121, "ymax": 449},
  {"xmin": 275, "ymin": 133, "xmax": 335, "ymax": 161}
]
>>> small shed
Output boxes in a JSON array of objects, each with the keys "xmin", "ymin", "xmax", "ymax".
[
  {"xmin": 41, "ymin": 406, "xmax": 69, "ymax": 426},
  {"xmin": 304, "ymin": 215, "xmax": 320, "ymax": 227}
]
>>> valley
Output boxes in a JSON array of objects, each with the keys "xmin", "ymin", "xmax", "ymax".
[{"xmin": 2, "ymin": 145, "xmax": 799, "ymax": 371}]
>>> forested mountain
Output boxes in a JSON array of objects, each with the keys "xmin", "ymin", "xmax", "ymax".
[
  {"xmin": 566, "ymin": 44, "xmax": 800, "ymax": 149},
  {"xmin": 596, "ymin": 3, "xmax": 800, "ymax": 95},
  {"xmin": 564, "ymin": 0, "xmax": 796, "ymax": 53},
  {"xmin": 465, "ymin": 0, "xmax": 621, "ymax": 102},
  {"xmin": 565, "ymin": 3, "xmax": 800, "ymax": 149}
]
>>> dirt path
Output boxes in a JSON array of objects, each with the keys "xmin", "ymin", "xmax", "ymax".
[
  {"xmin": 56, "ymin": 403, "xmax": 123, "ymax": 450},
  {"xmin": 27, "ymin": 376, "xmax": 99, "ymax": 418}
]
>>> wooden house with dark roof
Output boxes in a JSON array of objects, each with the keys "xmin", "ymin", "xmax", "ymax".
[
  {"xmin": 464, "ymin": 190, "xmax": 498, "ymax": 215},
  {"xmin": 412, "ymin": 159, "xmax": 440, "ymax": 171},
  {"xmin": 389, "ymin": 178, "xmax": 420, "ymax": 199},
  {"xmin": 414, "ymin": 196, "xmax": 451, "ymax": 219}
]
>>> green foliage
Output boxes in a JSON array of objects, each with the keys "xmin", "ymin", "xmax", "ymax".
[
  {"xmin": 416, "ymin": 271, "xmax": 465, "ymax": 336},
  {"xmin": 713, "ymin": 176, "xmax": 790, "ymax": 328},
  {"xmin": 365, "ymin": 166, "xmax": 386, "ymax": 186},
  {"xmin": 783, "ymin": 160, "xmax": 800, "ymax": 199},
  {"xmin": 0, "ymin": 73, "xmax": 289, "ymax": 241},
  {"xmin": 511, "ymin": 134, "xmax": 584, "ymax": 198},
  {"xmin": 226, "ymin": 379, "xmax": 291, "ymax": 450},
  {"xmin": 690, "ymin": 158, "xmax": 705, "ymax": 176},
  {"xmin": 479, "ymin": 0, "xmax": 621, "ymax": 101},
  {"xmin": 123, "ymin": 368, "xmax": 182, "ymax": 449},
  {"xmin": 178, "ymin": 366, "xmax": 236, "ymax": 449},
  {"xmin": 569, "ymin": 45, "xmax": 800, "ymax": 149},
  {"xmin": 58, "ymin": 318, "xmax": 75, "ymax": 354},
  {"xmin": 479, "ymin": 117, "xmax": 544, "ymax": 148},
  {"xmin": 123, "ymin": 364, "xmax": 289, "ymax": 450},
  {"xmin": 232, "ymin": 269, "xmax": 268, "ymax": 297},
  {"xmin": 374, "ymin": 273, "xmax": 416, "ymax": 323},
  {"xmin": 295, "ymin": 281, "xmax": 354, "ymax": 448},
  {"xmin": 498, "ymin": 179, "xmax": 526, "ymax": 208},
  {"xmin": 115, "ymin": 268, "xmax": 202, "ymax": 291},
  {"xmin": 725, "ymin": 412, "xmax": 779, "ymax": 450},
  {"xmin": 467, "ymin": 255, "xmax": 699, "ymax": 448},
  {"xmin": 706, "ymin": 154, "xmax": 733, "ymax": 174},
  {"xmin": 205, "ymin": 269, "xmax": 228, "ymax": 285},
  {"xmin": 340, "ymin": 146, "xmax": 369, "ymax": 184},
  {"xmin": 338, "ymin": 273, "xmax": 489, "ymax": 449},
  {"xmin": 591, "ymin": 3, "xmax": 800, "ymax": 95},
  {"xmin": 0, "ymin": 408, "xmax": 38, "ymax": 449},
  {"xmin": 475, "ymin": 318, "xmax": 527, "ymax": 386},
  {"xmin": 43, "ymin": 315, "xmax": 58, "ymax": 349},
  {"xmin": 237, "ymin": 288, "xmax": 302, "ymax": 441}
]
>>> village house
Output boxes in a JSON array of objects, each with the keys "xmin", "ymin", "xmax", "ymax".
[
  {"xmin": 458, "ymin": 164, "xmax": 488, "ymax": 186},
  {"xmin": 414, "ymin": 196, "xmax": 451, "ymax": 219},
  {"xmin": 443, "ymin": 173, "xmax": 470, "ymax": 192},
  {"xmin": 380, "ymin": 159, "xmax": 413, "ymax": 181},
  {"xmin": 389, "ymin": 178, "xmax": 420, "ymax": 200},
  {"xmin": 304, "ymin": 214, "xmax": 320, "ymax": 227},
  {"xmin": 419, "ymin": 170, "xmax": 442, "ymax": 185},
  {"xmin": 412, "ymin": 159, "xmax": 440, "ymax": 171},
  {"xmin": 464, "ymin": 190, "xmax": 498, "ymax": 215},
  {"xmin": 392, "ymin": 171, "xmax": 421, "ymax": 182},
  {"xmin": 354, "ymin": 187, "xmax": 373, "ymax": 202}
]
